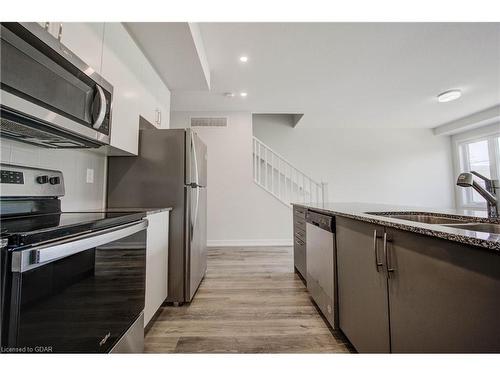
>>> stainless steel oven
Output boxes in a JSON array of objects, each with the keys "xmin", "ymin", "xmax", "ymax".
[
  {"xmin": 3, "ymin": 220, "xmax": 147, "ymax": 353},
  {"xmin": 0, "ymin": 22, "xmax": 113, "ymax": 148},
  {"xmin": 0, "ymin": 164, "xmax": 147, "ymax": 353}
]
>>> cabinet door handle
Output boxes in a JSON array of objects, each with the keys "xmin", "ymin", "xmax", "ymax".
[
  {"xmin": 57, "ymin": 23, "xmax": 63, "ymax": 42},
  {"xmin": 373, "ymin": 230, "xmax": 383, "ymax": 271},
  {"xmin": 383, "ymin": 232, "xmax": 395, "ymax": 277}
]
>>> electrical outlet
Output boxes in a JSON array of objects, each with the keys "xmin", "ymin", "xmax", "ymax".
[{"xmin": 86, "ymin": 168, "xmax": 94, "ymax": 184}]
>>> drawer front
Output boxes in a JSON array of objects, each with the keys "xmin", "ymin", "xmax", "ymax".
[
  {"xmin": 294, "ymin": 206, "xmax": 307, "ymax": 219},
  {"xmin": 295, "ymin": 216, "xmax": 306, "ymax": 227},
  {"xmin": 293, "ymin": 236, "xmax": 306, "ymax": 280},
  {"xmin": 294, "ymin": 236, "xmax": 305, "ymax": 247},
  {"xmin": 295, "ymin": 227, "xmax": 306, "ymax": 241}
]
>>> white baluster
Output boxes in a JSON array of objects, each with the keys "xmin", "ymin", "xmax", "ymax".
[
  {"xmin": 271, "ymin": 151, "xmax": 274, "ymax": 194},
  {"xmin": 253, "ymin": 139, "xmax": 257, "ymax": 182},
  {"xmin": 278, "ymin": 158, "xmax": 281, "ymax": 199},
  {"xmin": 265, "ymin": 147, "xmax": 268, "ymax": 189},
  {"xmin": 309, "ymin": 178, "xmax": 312, "ymax": 203},
  {"xmin": 258, "ymin": 143, "xmax": 262, "ymax": 186}
]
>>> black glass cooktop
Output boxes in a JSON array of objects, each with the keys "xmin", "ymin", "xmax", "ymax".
[{"xmin": 1, "ymin": 211, "xmax": 146, "ymax": 248}]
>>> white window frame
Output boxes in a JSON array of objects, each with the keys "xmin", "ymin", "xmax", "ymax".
[{"xmin": 452, "ymin": 125, "xmax": 500, "ymax": 210}]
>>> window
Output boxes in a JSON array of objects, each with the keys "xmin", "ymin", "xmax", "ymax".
[{"xmin": 457, "ymin": 133, "xmax": 500, "ymax": 208}]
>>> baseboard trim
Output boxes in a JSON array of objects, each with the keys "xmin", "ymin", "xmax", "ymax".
[{"xmin": 207, "ymin": 239, "xmax": 293, "ymax": 247}]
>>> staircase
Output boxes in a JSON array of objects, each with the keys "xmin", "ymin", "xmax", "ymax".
[{"xmin": 253, "ymin": 136, "xmax": 328, "ymax": 207}]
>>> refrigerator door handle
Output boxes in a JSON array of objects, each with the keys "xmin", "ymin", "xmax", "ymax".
[
  {"xmin": 191, "ymin": 187, "xmax": 200, "ymax": 241},
  {"xmin": 191, "ymin": 131, "xmax": 200, "ymax": 186}
]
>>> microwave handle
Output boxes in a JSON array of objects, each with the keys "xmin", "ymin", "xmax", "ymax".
[
  {"xmin": 11, "ymin": 220, "xmax": 148, "ymax": 273},
  {"xmin": 92, "ymin": 84, "xmax": 107, "ymax": 130}
]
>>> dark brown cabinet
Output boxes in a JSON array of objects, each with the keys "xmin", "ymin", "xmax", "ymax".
[
  {"xmin": 293, "ymin": 205, "xmax": 307, "ymax": 282},
  {"xmin": 387, "ymin": 228, "xmax": 500, "ymax": 353},
  {"xmin": 336, "ymin": 217, "xmax": 390, "ymax": 353},
  {"xmin": 336, "ymin": 216, "xmax": 500, "ymax": 353}
]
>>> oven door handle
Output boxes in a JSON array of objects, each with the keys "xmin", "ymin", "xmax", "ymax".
[{"xmin": 12, "ymin": 220, "xmax": 148, "ymax": 273}]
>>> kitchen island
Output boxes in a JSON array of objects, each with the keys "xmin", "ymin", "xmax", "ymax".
[{"xmin": 293, "ymin": 202, "xmax": 500, "ymax": 353}]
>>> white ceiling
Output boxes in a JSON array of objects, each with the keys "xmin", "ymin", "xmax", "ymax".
[
  {"xmin": 170, "ymin": 22, "xmax": 500, "ymax": 129},
  {"xmin": 125, "ymin": 22, "xmax": 210, "ymax": 90}
]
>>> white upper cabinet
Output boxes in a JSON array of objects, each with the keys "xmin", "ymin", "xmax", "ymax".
[
  {"xmin": 35, "ymin": 23, "xmax": 104, "ymax": 74},
  {"xmin": 156, "ymin": 80, "xmax": 171, "ymax": 129},
  {"xmin": 137, "ymin": 51, "xmax": 171, "ymax": 129},
  {"xmin": 58, "ymin": 23, "xmax": 105, "ymax": 74},
  {"xmin": 101, "ymin": 23, "xmax": 171, "ymax": 153},
  {"xmin": 101, "ymin": 23, "xmax": 145, "ymax": 155}
]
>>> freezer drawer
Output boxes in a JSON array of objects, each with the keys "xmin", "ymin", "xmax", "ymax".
[{"xmin": 306, "ymin": 211, "xmax": 337, "ymax": 329}]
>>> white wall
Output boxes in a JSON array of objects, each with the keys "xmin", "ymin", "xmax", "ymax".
[
  {"xmin": 170, "ymin": 111, "xmax": 292, "ymax": 246},
  {"xmin": 450, "ymin": 122, "xmax": 500, "ymax": 208},
  {"xmin": 253, "ymin": 114, "xmax": 456, "ymax": 208},
  {"xmin": 1, "ymin": 138, "xmax": 107, "ymax": 211}
]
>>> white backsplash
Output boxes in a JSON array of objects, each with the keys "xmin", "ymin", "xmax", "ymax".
[{"xmin": 0, "ymin": 138, "xmax": 107, "ymax": 211}]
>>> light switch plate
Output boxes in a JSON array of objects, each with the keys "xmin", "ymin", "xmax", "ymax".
[{"xmin": 86, "ymin": 168, "xmax": 94, "ymax": 184}]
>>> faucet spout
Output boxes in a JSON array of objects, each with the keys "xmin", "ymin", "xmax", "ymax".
[
  {"xmin": 471, "ymin": 180, "xmax": 497, "ymax": 206},
  {"xmin": 456, "ymin": 172, "xmax": 499, "ymax": 218}
]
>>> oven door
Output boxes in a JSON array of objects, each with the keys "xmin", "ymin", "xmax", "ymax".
[
  {"xmin": 4, "ymin": 220, "xmax": 147, "ymax": 353},
  {"xmin": 0, "ymin": 22, "xmax": 112, "ymax": 148}
]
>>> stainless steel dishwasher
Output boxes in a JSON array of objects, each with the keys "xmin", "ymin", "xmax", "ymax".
[{"xmin": 306, "ymin": 210, "xmax": 337, "ymax": 329}]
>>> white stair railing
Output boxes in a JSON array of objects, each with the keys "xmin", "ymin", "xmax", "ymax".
[{"xmin": 252, "ymin": 136, "xmax": 328, "ymax": 207}]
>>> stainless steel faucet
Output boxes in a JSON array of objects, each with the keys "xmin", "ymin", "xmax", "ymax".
[{"xmin": 456, "ymin": 171, "xmax": 499, "ymax": 218}]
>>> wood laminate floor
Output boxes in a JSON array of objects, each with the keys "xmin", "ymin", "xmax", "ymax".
[{"xmin": 144, "ymin": 246, "xmax": 353, "ymax": 353}]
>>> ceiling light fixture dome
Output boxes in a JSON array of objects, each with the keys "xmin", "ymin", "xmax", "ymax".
[
  {"xmin": 239, "ymin": 56, "xmax": 248, "ymax": 63},
  {"xmin": 437, "ymin": 89, "xmax": 462, "ymax": 103},
  {"xmin": 240, "ymin": 92, "xmax": 248, "ymax": 97}
]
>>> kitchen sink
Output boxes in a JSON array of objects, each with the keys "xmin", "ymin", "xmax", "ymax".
[
  {"xmin": 443, "ymin": 223, "xmax": 500, "ymax": 234},
  {"xmin": 368, "ymin": 213, "xmax": 468, "ymax": 225}
]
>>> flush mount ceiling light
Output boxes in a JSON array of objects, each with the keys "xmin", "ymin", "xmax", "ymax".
[
  {"xmin": 240, "ymin": 92, "xmax": 248, "ymax": 97},
  {"xmin": 239, "ymin": 56, "xmax": 248, "ymax": 63},
  {"xmin": 437, "ymin": 89, "xmax": 462, "ymax": 103}
]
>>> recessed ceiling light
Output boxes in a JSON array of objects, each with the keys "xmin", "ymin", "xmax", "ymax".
[
  {"xmin": 224, "ymin": 92, "xmax": 235, "ymax": 97},
  {"xmin": 239, "ymin": 56, "xmax": 248, "ymax": 63},
  {"xmin": 240, "ymin": 92, "xmax": 248, "ymax": 97},
  {"xmin": 437, "ymin": 89, "xmax": 462, "ymax": 103}
]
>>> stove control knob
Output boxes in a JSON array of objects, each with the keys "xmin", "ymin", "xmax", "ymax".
[
  {"xmin": 49, "ymin": 176, "xmax": 60, "ymax": 185},
  {"xmin": 36, "ymin": 175, "xmax": 49, "ymax": 184}
]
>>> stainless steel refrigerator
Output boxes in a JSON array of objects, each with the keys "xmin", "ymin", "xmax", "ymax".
[{"xmin": 107, "ymin": 128, "xmax": 207, "ymax": 304}]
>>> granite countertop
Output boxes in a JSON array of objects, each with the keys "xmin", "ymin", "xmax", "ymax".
[
  {"xmin": 292, "ymin": 202, "xmax": 500, "ymax": 251},
  {"xmin": 104, "ymin": 207, "xmax": 172, "ymax": 215}
]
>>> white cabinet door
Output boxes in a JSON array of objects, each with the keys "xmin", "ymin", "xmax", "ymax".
[
  {"xmin": 144, "ymin": 211, "xmax": 170, "ymax": 327},
  {"xmin": 101, "ymin": 23, "xmax": 142, "ymax": 155},
  {"xmin": 33, "ymin": 22, "xmax": 104, "ymax": 75},
  {"xmin": 139, "ymin": 85, "xmax": 158, "ymax": 127},
  {"xmin": 100, "ymin": 22, "xmax": 171, "ymax": 151},
  {"xmin": 137, "ymin": 58, "xmax": 163, "ymax": 128},
  {"xmin": 59, "ymin": 23, "xmax": 104, "ymax": 74},
  {"xmin": 35, "ymin": 22, "xmax": 58, "ymax": 37},
  {"xmin": 156, "ymin": 82, "xmax": 171, "ymax": 129}
]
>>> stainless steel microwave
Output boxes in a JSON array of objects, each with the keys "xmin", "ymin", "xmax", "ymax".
[{"xmin": 0, "ymin": 23, "xmax": 113, "ymax": 148}]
